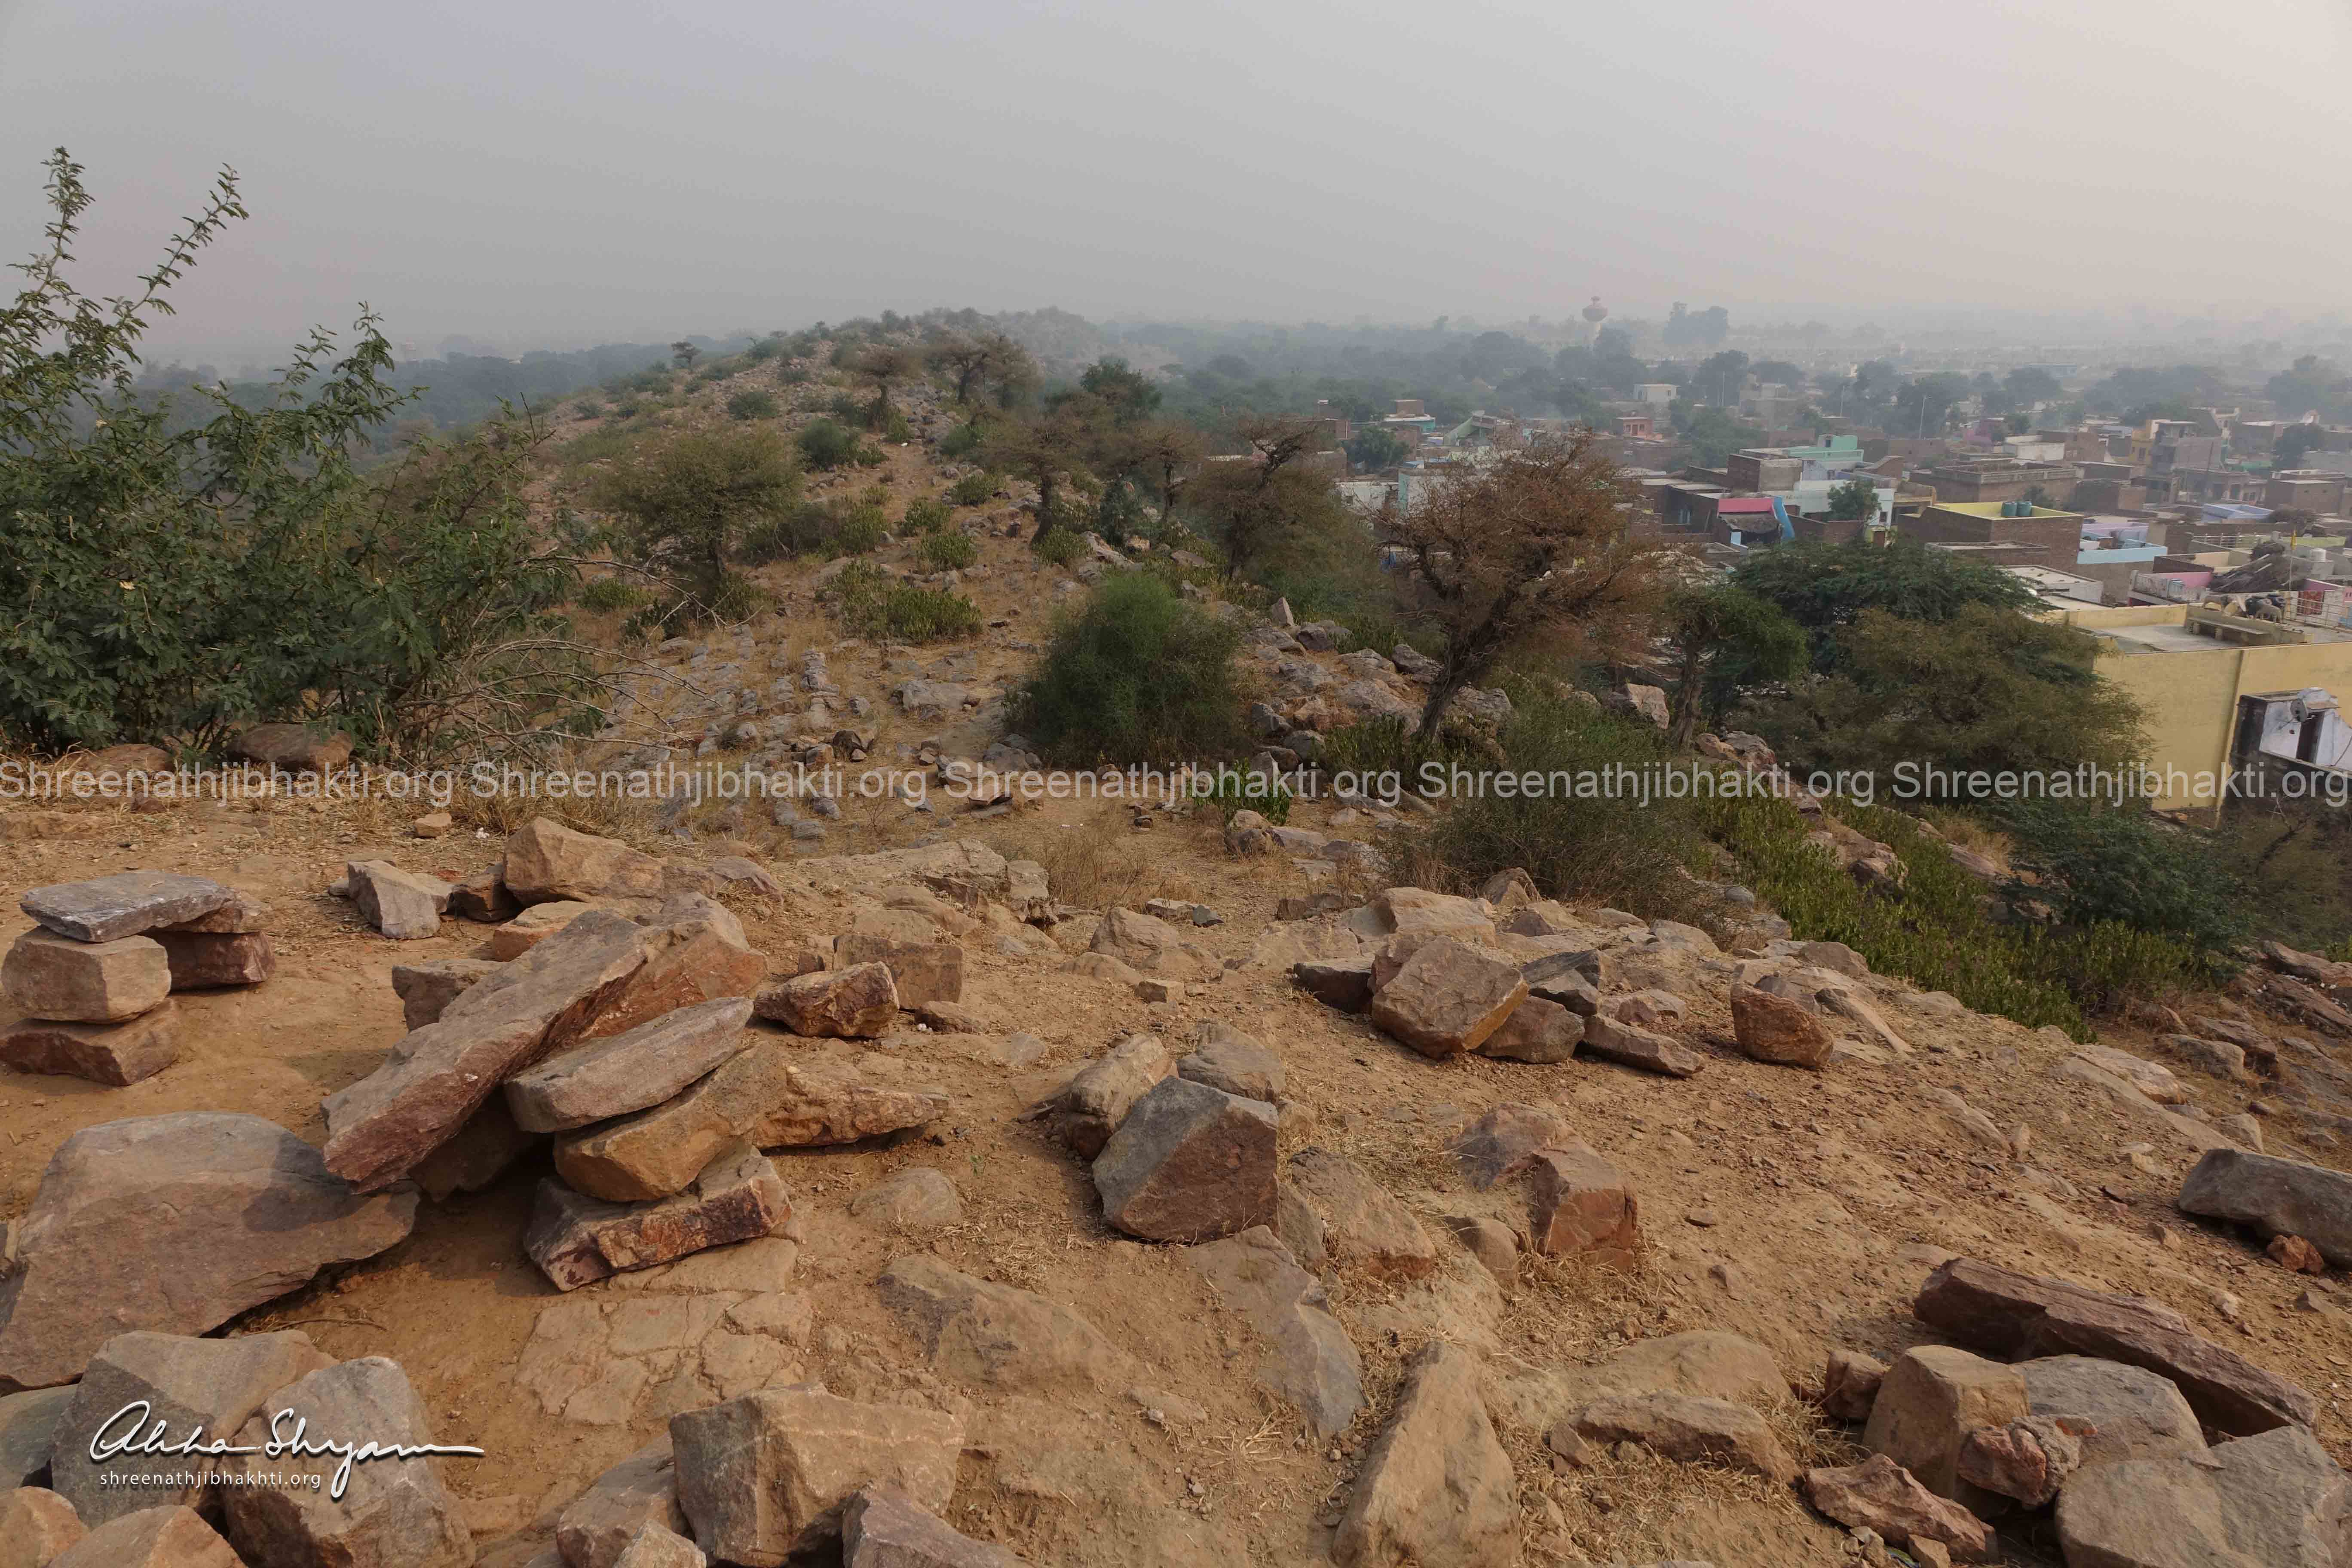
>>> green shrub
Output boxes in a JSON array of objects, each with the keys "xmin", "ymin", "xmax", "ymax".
[
  {"xmin": 883, "ymin": 410, "xmax": 913, "ymax": 443},
  {"xmin": 796, "ymin": 419, "xmax": 860, "ymax": 470},
  {"xmin": 825, "ymin": 561, "xmax": 982, "ymax": 643},
  {"xmin": 920, "ymin": 530, "xmax": 977, "ymax": 570},
  {"xmin": 1986, "ymin": 798, "xmax": 2250, "ymax": 956},
  {"xmin": 572, "ymin": 399, "xmax": 606, "ymax": 420},
  {"xmin": 1197, "ymin": 767, "xmax": 1293, "ymax": 824},
  {"xmin": 902, "ymin": 496, "xmax": 952, "ymax": 535},
  {"xmin": 591, "ymin": 426, "xmax": 799, "ymax": 627},
  {"xmin": 1034, "ymin": 528, "xmax": 1084, "ymax": 569},
  {"xmin": 940, "ymin": 423, "xmax": 985, "ymax": 459},
  {"xmin": 851, "ymin": 438, "xmax": 887, "ymax": 468},
  {"xmin": 825, "ymin": 390, "xmax": 867, "ymax": 423},
  {"xmin": 612, "ymin": 398, "xmax": 643, "ymax": 419},
  {"xmin": 948, "ymin": 471, "xmax": 998, "ymax": 506},
  {"xmin": 726, "ymin": 389, "xmax": 780, "ymax": 422},
  {"xmin": 578, "ymin": 576, "xmax": 647, "ymax": 612},
  {"xmin": 777, "ymin": 362, "xmax": 812, "ymax": 386},
  {"xmin": 1018, "ymin": 574, "xmax": 1246, "ymax": 765}
]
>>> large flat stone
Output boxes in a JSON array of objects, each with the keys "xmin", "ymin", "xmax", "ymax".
[
  {"xmin": 1093, "ymin": 1077, "xmax": 1277, "ymax": 1243},
  {"xmin": 2178, "ymin": 1148, "xmax": 2352, "ymax": 1268},
  {"xmin": 503, "ymin": 817, "xmax": 666, "ymax": 906},
  {"xmin": 505, "ymin": 996, "xmax": 754, "ymax": 1133},
  {"xmin": 1183, "ymin": 1227, "xmax": 1363, "ymax": 1436},
  {"xmin": 1366, "ymin": 938, "xmax": 1527, "ymax": 1058},
  {"xmin": 50, "ymin": 1505, "xmax": 242, "ymax": 1568},
  {"xmin": 1579, "ymin": 1013, "xmax": 1706, "ymax": 1077},
  {"xmin": 1332, "ymin": 1341, "xmax": 1518, "ymax": 1568},
  {"xmin": 877, "ymin": 1256, "xmax": 1127, "ymax": 1393},
  {"xmin": 1559, "ymin": 1390, "xmax": 1796, "ymax": 1483},
  {"xmin": 220, "ymin": 1357, "xmax": 473, "ymax": 1568},
  {"xmin": 833, "ymin": 934, "xmax": 963, "ymax": 1008},
  {"xmin": 153, "ymin": 931, "xmax": 273, "ymax": 989},
  {"xmin": 1284, "ymin": 1147, "xmax": 1435, "ymax": 1277},
  {"xmin": 527, "ymin": 1141, "xmax": 789, "ymax": 1291},
  {"xmin": 0, "ymin": 1386, "xmax": 74, "ymax": 1486},
  {"xmin": 0, "ymin": 1004, "xmax": 181, "ymax": 1086},
  {"xmin": 1, "ymin": 930, "xmax": 170, "ymax": 1023},
  {"xmin": 2055, "ymin": 1424, "xmax": 2351, "ymax": 1568},
  {"xmin": 2018, "ymin": 1355, "xmax": 2205, "ymax": 1472},
  {"xmin": 0, "ymin": 1113, "xmax": 416, "ymax": 1392},
  {"xmin": 20, "ymin": 873, "xmax": 233, "ymax": 944},
  {"xmin": 844, "ymin": 1486, "xmax": 1024, "ymax": 1567},
  {"xmin": 752, "ymin": 964, "xmax": 899, "ymax": 1038},
  {"xmin": 1802, "ymin": 1455, "xmax": 1993, "ymax": 1563},
  {"xmin": 346, "ymin": 859, "xmax": 452, "ymax": 940}
]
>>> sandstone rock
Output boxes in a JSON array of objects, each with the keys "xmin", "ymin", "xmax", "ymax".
[
  {"xmin": 833, "ymin": 934, "xmax": 963, "ymax": 1008},
  {"xmin": 1093, "ymin": 1077, "xmax": 1277, "ymax": 1242},
  {"xmin": 2073, "ymin": 1044, "xmax": 2189, "ymax": 1105},
  {"xmin": 1178, "ymin": 1021, "xmax": 1284, "ymax": 1101},
  {"xmin": 2271, "ymin": 1234, "xmax": 2328, "ymax": 1272},
  {"xmin": 220, "ymin": 1357, "xmax": 472, "ymax": 1568},
  {"xmin": 52, "ymin": 1330, "xmax": 334, "ymax": 1526},
  {"xmin": 2017, "ymin": 1355, "xmax": 2207, "ymax": 1470},
  {"xmin": 0, "ymin": 1486, "xmax": 83, "ymax": 1565},
  {"xmin": 448, "ymin": 864, "xmax": 519, "ymax": 924},
  {"xmin": 1366, "ymin": 938, "xmax": 1527, "ymax": 1058},
  {"xmin": 753, "ymin": 964, "xmax": 899, "ymax": 1038},
  {"xmin": 1374, "ymin": 886, "xmax": 1498, "ymax": 943},
  {"xmin": 1332, "ymin": 1341, "xmax": 1518, "ymax": 1568},
  {"xmin": 411, "ymin": 1096, "xmax": 540, "ymax": 1203},
  {"xmin": 230, "ymin": 722, "xmax": 352, "ymax": 774},
  {"xmin": 0, "ymin": 1387, "xmax": 73, "ymax": 1486},
  {"xmin": 557, "ymin": 1437, "xmax": 687, "ymax": 1568},
  {"xmin": 878, "ymin": 1256, "xmax": 1126, "ymax": 1392},
  {"xmin": 1580, "ymin": 1013, "xmax": 1706, "ymax": 1077},
  {"xmin": 1729, "ymin": 981, "xmax": 1832, "ymax": 1068},
  {"xmin": 1823, "ymin": 1349, "xmax": 1889, "ymax": 1422},
  {"xmin": 2178, "ymin": 1147, "xmax": 2352, "ymax": 1267},
  {"xmin": 0, "ymin": 1005, "xmax": 180, "ymax": 1086},
  {"xmin": 1802, "ymin": 1456, "xmax": 1992, "ymax": 1563},
  {"xmin": 389, "ymin": 958, "xmax": 502, "ymax": 1030},
  {"xmin": 1088, "ymin": 907, "xmax": 1222, "ymax": 982},
  {"xmin": 1525, "ymin": 1143, "xmax": 1639, "ymax": 1265},
  {"xmin": 1555, "ymin": 1332, "xmax": 1788, "ymax": 1413},
  {"xmin": 741, "ymin": 1058, "xmax": 947, "ymax": 1151},
  {"xmin": 504, "ymin": 818, "xmax": 665, "ymax": 906},
  {"xmin": 668, "ymin": 1386, "xmax": 963, "ymax": 1565},
  {"xmin": 346, "ymin": 859, "xmax": 452, "ymax": 940},
  {"xmin": 506, "ymin": 996, "xmax": 753, "ymax": 1133},
  {"xmin": 1449, "ymin": 1101, "xmax": 1575, "ymax": 1189},
  {"xmin": 1031, "ymin": 1035, "xmax": 1173, "ymax": 1158},
  {"xmin": 2056, "ymin": 1424, "xmax": 2350, "ymax": 1568},
  {"xmin": 527, "ymin": 1142, "xmax": 789, "ymax": 1291},
  {"xmin": 1954, "ymin": 1414, "xmax": 2085, "ymax": 1508},
  {"xmin": 153, "ymin": 931, "xmax": 273, "ymax": 988},
  {"xmin": 490, "ymin": 900, "xmax": 598, "ymax": 959},
  {"xmin": 0, "ymin": 1113, "xmax": 415, "ymax": 1392},
  {"xmin": 1, "ymin": 931, "xmax": 170, "ymax": 1023},
  {"xmin": 1292, "ymin": 956, "xmax": 1375, "ymax": 1013},
  {"xmin": 20, "ymin": 873, "xmax": 233, "ymax": 944},
  {"xmin": 849, "ymin": 1168, "xmax": 962, "ymax": 1229},
  {"xmin": 1183, "ymin": 1227, "xmax": 1363, "ymax": 1436},
  {"xmin": 588, "ymin": 915, "xmax": 768, "ymax": 1043},
  {"xmin": 610, "ymin": 1521, "xmax": 705, "ymax": 1568},
  {"xmin": 1439, "ymin": 1215, "xmax": 1518, "ymax": 1294},
  {"xmin": 1862, "ymin": 1346, "xmax": 2029, "ymax": 1507},
  {"xmin": 1474, "ymin": 994, "xmax": 1582, "ymax": 1063},
  {"xmin": 322, "ymin": 909, "xmax": 658, "ymax": 1190},
  {"xmin": 156, "ymin": 887, "xmax": 270, "ymax": 935},
  {"xmin": 843, "ymin": 1486, "xmax": 1023, "ymax": 1567},
  {"xmin": 50, "ymin": 1506, "xmax": 241, "ymax": 1568},
  {"xmin": 1557, "ymin": 1391, "xmax": 1796, "ymax": 1483},
  {"xmin": 1914, "ymin": 1257, "xmax": 2316, "ymax": 1436},
  {"xmin": 1284, "ymin": 1147, "xmax": 1435, "ymax": 1277}
]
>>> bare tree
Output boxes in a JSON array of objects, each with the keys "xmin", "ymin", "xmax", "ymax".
[
  {"xmin": 1380, "ymin": 433, "xmax": 1669, "ymax": 742},
  {"xmin": 928, "ymin": 329, "xmax": 1035, "ymax": 407},
  {"xmin": 670, "ymin": 340, "xmax": 699, "ymax": 371},
  {"xmin": 1189, "ymin": 414, "xmax": 1334, "ymax": 581},
  {"xmin": 851, "ymin": 344, "xmax": 924, "ymax": 429}
]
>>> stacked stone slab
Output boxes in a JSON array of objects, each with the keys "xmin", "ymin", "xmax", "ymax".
[{"xmin": 2, "ymin": 872, "xmax": 274, "ymax": 1086}]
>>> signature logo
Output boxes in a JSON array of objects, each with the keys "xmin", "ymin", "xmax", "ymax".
[{"xmin": 90, "ymin": 1401, "xmax": 484, "ymax": 1501}]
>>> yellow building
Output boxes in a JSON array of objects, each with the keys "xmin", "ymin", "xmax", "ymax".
[{"xmin": 2046, "ymin": 603, "xmax": 2352, "ymax": 819}]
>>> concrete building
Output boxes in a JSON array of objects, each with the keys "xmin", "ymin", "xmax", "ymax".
[
  {"xmin": 1915, "ymin": 456, "xmax": 2080, "ymax": 505},
  {"xmin": 1902, "ymin": 499, "xmax": 2086, "ymax": 573},
  {"xmin": 2268, "ymin": 472, "xmax": 2349, "ymax": 514}
]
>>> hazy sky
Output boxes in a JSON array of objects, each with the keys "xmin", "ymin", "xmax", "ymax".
[{"xmin": 4, "ymin": 0, "xmax": 2346, "ymax": 357}]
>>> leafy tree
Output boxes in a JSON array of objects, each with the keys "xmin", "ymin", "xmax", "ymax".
[
  {"xmin": 1749, "ymin": 359, "xmax": 1804, "ymax": 389},
  {"xmin": 851, "ymin": 344, "xmax": 923, "ymax": 429},
  {"xmin": 1, "ymin": 150, "xmax": 591, "ymax": 760},
  {"xmin": 1187, "ymin": 415, "xmax": 1337, "ymax": 583},
  {"xmin": 1661, "ymin": 302, "xmax": 1730, "ymax": 349},
  {"xmin": 1693, "ymin": 350, "xmax": 1750, "ymax": 406},
  {"xmin": 2003, "ymin": 366, "xmax": 2063, "ymax": 406},
  {"xmin": 1378, "ymin": 434, "xmax": 1668, "ymax": 742},
  {"xmin": 2276, "ymin": 422, "xmax": 2330, "ymax": 469},
  {"xmin": 1825, "ymin": 476, "xmax": 1880, "ymax": 522},
  {"xmin": 1674, "ymin": 404, "xmax": 1764, "ymax": 467},
  {"xmin": 670, "ymin": 340, "xmax": 699, "ymax": 371},
  {"xmin": 592, "ymin": 427, "xmax": 799, "ymax": 624},
  {"xmin": 980, "ymin": 410, "xmax": 1093, "ymax": 541},
  {"xmin": 795, "ymin": 418, "xmax": 863, "ymax": 471},
  {"xmin": 1894, "ymin": 372, "xmax": 1970, "ymax": 435},
  {"xmin": 726, "ymin": 389, "xmax": 778, "ymax": 421},
  {"xmin": 1018, "ymin": 573, "xmax": 1245, "ymax": 764},
  {"xmin": 1074, "ymin": 357, "xmax": 1161, "ymax": 427},
  {"xmin": 1660, "ymin": 582, "xmax": 1806, "ymax": 747},
  {"xmin": 1344, "ymin": 424, "xmax": 1409, "ymax": 472},
  {"xmin": 1992, "ymin": 799, "xmax": 2248, "ymax": 955},
  {"xmin": 929, "ymin": 330, "xmax": 1035, "ymax": 407},
  {"xmin": 1732, "ymin": 535, "xmax": 2037, "ymax": 668}
]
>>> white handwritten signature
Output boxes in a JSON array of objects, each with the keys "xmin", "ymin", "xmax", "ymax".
[{"xmin": 89, "ymin": 1401, "xmax": 483, "ymax": 1501}]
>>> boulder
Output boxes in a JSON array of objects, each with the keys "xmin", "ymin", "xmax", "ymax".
[
  {"xmin": 753, "ymin": 964, "xmax": 899, "ymax": 1038},
  {"xmin": 1283, "ymin": 1147, "xmax": 1436, "ymax": 1277},
  {"xmin": 1177, "ymin": 1021, "xmax": 1284, "ymax": 1101},
  {"xmin": 2177, "ymin": 1148, "xmax": 2352, "ymax": 1267},
  {"xmin": 2055, "ymin": 1424, "xmax": 2351, "ymax": 1568},
  {"xmin": 153, "ymin": 931, "xmax": 273, "ymax": 988},
  {"xmin": 668, "ymin": 1387, "xmax": 963, "ymax": 1565},
  {"xmin": 1474, "ymin": 995, "xmax": 1582, "ymax": 1063},
  {"xmin": 1332, "ymin": 1342, "xmax": 1518, "ymax": 1568},
  {"xmin": 20, "ymin": 873, "xmax": 233, "ymax": 944},
  {"xmin": 1729, "ymin": 982, "xmax": 1832, "ymax": 1068},
  {"xmin": 220, "ymin": 1357, "xmax": 472, "ymax": 1568},
  {"xmin": 229, "ymin": 722, "xmax": 352, "ymax": 774},
  {"xmin": 833, "ymin": 934, "xmax": 963, "ymax": 1009},
  {"xmin": 1374, "ymin": 887, "xmax": 1498, "ymax": 943},
  {"xmin": 503, "ymin": 818, "xmax": 665, "ymax": 906},
  {"xmin": 1579, "ymin": 1013, "xmax": 1706, "ymax": 1077},
  {"xmin": 2157, "ymin": 1031, "xmax": 2248, "ymax": 1081},
  {"xmin": 1088, "ymin": 908, "xmax": 1222, "ymax": 982},
  {"xmin": 505, "ymin": 996, "xmax": 754, "ymax": 1133},
  {"xmin": 1801, "ymin": 1456, "xmax": 1992, "ymax": 1563},
  {"xmin": 1, "ymin": 931, "xmax": 170, "ymax": 1023},
  {"xmin": 1556, "ymin": 1391, "xmax": 1796, "ymax": 1483},
  {"xmin": 1954, "ymin": 1415, "xmax": 2086, "ymax": 1508},
  {"xmin": 2017, "ymin": 1356, "xmax": 2208, "ymax": 1471},
  {"xmin": 1439, "ymin": 1215, "xmax": 1519, "ymax": 1295},
  {"xmin": 527, "ymin": 1142, "xmax": 790, "ymax": 1291},
  {"xmin": 0, "ymin": 1387, "xmax": 74, "ymax": 1487},
  {"xmin": 490, "ymin": 900, "xmax": 599, "ymax": 959},
  {"xmin": 2072, "ymin": 1044, "xmax": 2189, "ymax": 1105},
  {"xmin": 0, "ymin": 1486, "xmax": 84, "ymax": 1565},
  {"xmin": 1823, "ymin": 1349, "xmax": 1888, "ymax": 1422},
  {"xmin": 448, "ymin": 864, "xmax": 519, "ymax": 924},
  {"xmin": 389, "ymin": 958, "xmax": 502, "ymax": 1030},
  {"xmin": 1093, "ymin": 1077, "xmax": 1277, "ymax": 1242},
  {"xmin": 1449, "ymin": 1102, "xmax": 1576, "ymax": 1189},
  {"xmin": 587, "ymin": 914, "xmax": 769, "ymax": 1043},
  {"xmin": 0, "ymin": 1005, "xmax": 180, "ymax": 1086},
  {"xmin": 1861, "ymin": 1345, "xmax": 2029, "ymax": 1507},
  {"xmin": 1292, "ymin": 956, "xmax": 1375, "ymax": 1013},
  {"xmin": 1524, "ymin": 1143, "xmax": 1640, "ymax": 1265},
  {"xmin": 740, "ymin": 1059, "xmax": 948, "ymax": 1151},
  {"xmin": 50, "ymin": 1506, "xmax": 241, "ymax": 1568},
  {"xmin": 52, "ymin": 1330, "xmax": 334, "ymax": 1526},
  {"xmin": 877, "ymin": 1256, "xmax": 1127, "ymax": 1392},
  {"xmin": 1183, "ymin": 1227, "xmax": 1363, "ymax": 1436},
  {"xmin": 848, "ymin": 1168, "xmax": 962, "ymax": 1230},
  {"xmin": 1552, "ymin": 1332, "xmax": 1788, "ymax": 1412},
  {"xmin": 322, "ymin": 909, "xmax": 656, "ymax": 1190},
  {"xmin": 156, "ymin": 887, "xmax": 269, "ymax": 935},
  {"xmin": 0, "ymin": 1113, "xmax": 416, "ymax": 1393},
  {"xmin": 557, "ymin": 1438, "xmax": 687, "ymax": 1568},
  {"xmin": 345, "ymin": 859, "xmax": 452, "ymax": 940},
  {"xmin": 1366, "ymin": 938, "xmax": 1528, "ymax": 1058},
  {"xmin": 1913, "ymin": 1257, "xmax": 2316, "ymax": 1436},
  {"xmin": 1031, "ymin": 1035, "xmax": 1174, "ymax": 1158},
  {"xmin": 610, "ymin": 1522, "xmax": 706, "ymax": 1567},
  {"xmin": 843, "ymin": 1486, "xmax": 1024, "ymax": 1568}
]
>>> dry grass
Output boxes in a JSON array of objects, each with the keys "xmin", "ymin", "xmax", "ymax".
[{"xmin": 989, "ymin": 813, "xmax": 1165, "ymax": 911}]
